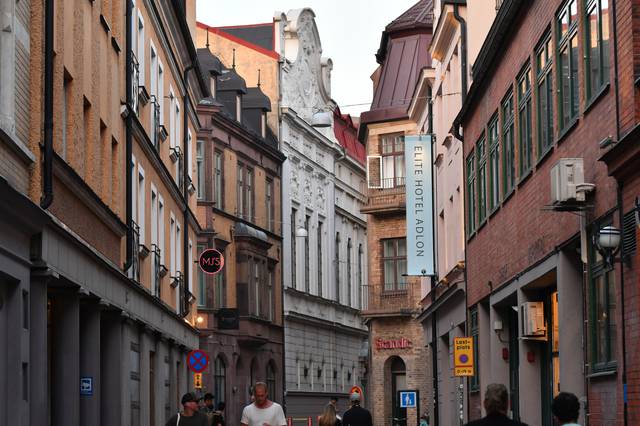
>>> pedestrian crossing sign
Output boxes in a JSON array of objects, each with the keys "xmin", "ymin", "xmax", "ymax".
[{"xmin": 399, "ymin": 391, "xmax": 417, "ymax": 408}]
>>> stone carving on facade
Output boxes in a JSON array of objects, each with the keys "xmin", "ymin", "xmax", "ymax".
[
  {"xmin": 317, "ymin": 185, "xmax": 325, "ymax": 211},
  {"xmin": 291, "ymin": 171, "xmax": 300, "ymax": 200},
  {"xmin": 303, "ymin": 177, "xmax": 312, "ymax": 205}
]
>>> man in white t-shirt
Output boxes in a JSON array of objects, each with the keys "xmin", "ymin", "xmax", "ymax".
[{"xmin": 241, "ymin": 382, "xmax": 287, "ymax": 426}]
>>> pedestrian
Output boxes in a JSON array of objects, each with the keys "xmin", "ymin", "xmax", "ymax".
[
  {"xmin": 165, "ymin": 392, "xmax": 209, "ymax": 426},
  {"xmin": 463, "ymin": 384, "xmax": 528, "ymax": 426},
  {"xmin": 341, "ymin": 392, "xmax": 372, "ymax": 426},
  {"xmin": 319, "ymin": 403, "xmax": 343, "ymax": 426},
  {"xmin": 202, "ymin": 393, "xmax": 216, "ymax": 422},
  {"xmin": 212, "ymin": 401, "xmax": 226, "ymax": 426},
  {"xmin": 330, "ymin": 396, "xmax": 342, "ymax": 421},
  {"xmin": 551, "ymin": 392, "xmax": 581, "ymax": 426},
  {"xmin": 240, "ymin": 382, "xmax": 287, "ymax": 426},
  {"xmin": 419, "ymin": 414, "xmax": 429, "ymax": 426}
]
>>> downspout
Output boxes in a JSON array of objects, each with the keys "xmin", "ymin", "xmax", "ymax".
[
  {"xmin": 40, "ymin": 0, "xmax": 54, "ymax": 209},
  {"xmin": 123, "ymin": 0, "xmax": 134, "ymax": 272},
  {"xmin": 453, "ymin": 5, "xmax": 468, "ymax": 104},
  {"xmin": 183, "ymin": 64, "xmax": 195, "ymax": 317}
]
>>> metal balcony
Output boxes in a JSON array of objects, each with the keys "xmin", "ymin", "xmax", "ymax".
[
  {"xmin": 361, "ymin": 177, "xmax": 406, "ymax": 214},
  {"xmin": 151, "ymin": 244, "xmax": 161, "ymax": 297},
  {"xmin": 360, "ymin": 280, "xmax": 422, "ymax": 318}
]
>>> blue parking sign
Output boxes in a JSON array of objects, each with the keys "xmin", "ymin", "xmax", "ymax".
[{"xmin": 399, "ymin": 391, "xmax": 417, "ymax": 408}]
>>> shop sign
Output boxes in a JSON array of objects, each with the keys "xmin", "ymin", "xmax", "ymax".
[
  {"xmin": 199, "ymin": 249, "xmax": 224, "ymax": 275},
  {"xmin": 375, "ymin": 337, "xmax": 412, "ymax": 350}
]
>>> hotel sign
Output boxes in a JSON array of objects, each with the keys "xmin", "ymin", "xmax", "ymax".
[{"xmin": 405, "ymin": 135, "xmax": 434, "ymax": 276}]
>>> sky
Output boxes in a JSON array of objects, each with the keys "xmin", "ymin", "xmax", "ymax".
[{"xmin": 196, "ymin": 0, "xmax": 418, "ymax": 117}]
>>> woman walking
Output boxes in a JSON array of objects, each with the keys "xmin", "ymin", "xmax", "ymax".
[{"xmin": 319, "ymin": 403, "xmax": 343, "ymax": 426}]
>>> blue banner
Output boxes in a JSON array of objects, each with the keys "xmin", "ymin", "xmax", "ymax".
[{"xmin": 405, "ymin": 135, "xmax": 434, "ymax": 276}]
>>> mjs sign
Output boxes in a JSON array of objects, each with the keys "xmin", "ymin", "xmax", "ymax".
[
  {"xmin": 405, "ymin": 135, "xmax": 434, "ymax": 276},
  {"xmin": 199, "ymin": 249, "xmax": 224, "ymax": 275}
]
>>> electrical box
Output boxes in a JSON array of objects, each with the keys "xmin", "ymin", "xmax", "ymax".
[
  {"xmin": 550, "ymin": 158, "xmax": 585, "ymax": 204},
  {"xmin": 519, "ymin": 302, "xmax": 546, "ymax": 338}
]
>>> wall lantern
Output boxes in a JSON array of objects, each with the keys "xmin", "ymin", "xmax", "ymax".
[
  {"xmin": 593, "ymin": 225, "xmax": 622, "ymax": 268},
  {"xmin": 295, "ymin": 227, "xmax": 308, "ymax": 238}
]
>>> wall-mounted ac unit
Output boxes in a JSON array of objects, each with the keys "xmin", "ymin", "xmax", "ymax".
[
  {"xmin": 519, "ymin": 302, "xmax": 546, "ymax": 338},
  {"xmin": 550, "ymin": 158, "xmax": 586, "ymax": 204}
]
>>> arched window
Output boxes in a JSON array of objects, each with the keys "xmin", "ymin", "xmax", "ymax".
[
  {"xmin": 266, "ymin": 361, "xmax": 277, "ymax": 401},
  {"xmin": 214, "ymin": 356, "xmax": 226, "ymax": 406}
]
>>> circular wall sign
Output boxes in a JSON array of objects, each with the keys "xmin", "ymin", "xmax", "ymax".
[{"xmin": 199, "ymin": 249, "xmax": 225, "ymax": 275}]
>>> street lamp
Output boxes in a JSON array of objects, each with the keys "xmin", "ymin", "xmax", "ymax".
[
  {"xmin": 295, "ymin": 227, "xmax": 308, "ymax": 238},
  {"xmin": 594, "ymin": 225, "xmax": 621, "ymax": 268}
]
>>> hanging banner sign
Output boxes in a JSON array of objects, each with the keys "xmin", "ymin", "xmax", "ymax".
[{"xmin": 405, "ymin": 135, "xmax": 435, "ymax": 276}]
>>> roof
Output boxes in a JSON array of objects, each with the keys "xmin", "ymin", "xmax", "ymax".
[
  {"xmin": 197, "ymin": 48, "xmax": 223, "ymax": 77},
  {"xmin": 217, "ymin": 68, "xmax": 248, "ymax": 94},
  {"xmin": 334, "ymin": 107, "xmax": 365, "ymax": 165},
  {"xmin": 386, "ymin": 0, "xmax": 434, "ymax": 33},
  {"xmin": 217, "ymin": 23, "xmax": 274, "ymax": 51},
  {"xmin": 196, "ymin": 22, "xmax": 280, "ymax": 61},
  {"xmin": 243, "ymin": 87, "xmax": 271, "ymax": 111}
]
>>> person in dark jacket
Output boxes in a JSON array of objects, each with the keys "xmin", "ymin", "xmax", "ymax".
[
  {"xmin": 342, "ymin": 392, "xmax": 372, "ymax": 426},
  {"xmin": 464, "ymin": 384, "xmax": 528, "ymax": 426},
  {"xmin": 165, "ymin": 393, "xmax": 209, "ymax": 426}
]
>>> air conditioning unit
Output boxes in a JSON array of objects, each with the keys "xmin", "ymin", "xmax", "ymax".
[
  {"xmin": 519, "ymin": 302, "xmax": 546, "ymax": 338},
  {"xmin": 550, "ymin": 158, "xmax": 586, "ymax": 204}
]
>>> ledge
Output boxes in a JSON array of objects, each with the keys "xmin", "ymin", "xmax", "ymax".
[{"xmin": 584, "ymin": 82, "xmax": 610, "ymax": 116}]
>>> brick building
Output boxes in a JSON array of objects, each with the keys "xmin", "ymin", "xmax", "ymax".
[
  {"xmin": 454, "ymin": 0, "xmax": 637, "ymax": 424},
  {"xmin": 0, "ymin": 0, "xmax": 208, "ymax": 424},
  {"xmin": 359, "ymin": 2, "xmax": 434, "ymax": 426},
  {"xmin": 195, "ymin": 46, "xmax": 286, "ymax": 423}
]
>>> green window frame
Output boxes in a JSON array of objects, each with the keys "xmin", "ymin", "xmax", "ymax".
[
  {"xmin": 477, "ymin": 135, "xmax": 487, "ymax": 224},
  {"xmin": 501, "ymin": 93, "xmax": 515, "ymax": 196},
  {"xmin": 488, "ymin": 115, "xmax": 500, "ymax": 212},
  {"xmin": 557, "ymin": 0, "xmax": 580, "ymax": 130},
  {"xmin": 536, "ymin": 32, "xmax": 554, "ymax": 156},
  {"xmin": 584, "ymin": 0, "xmax": 610, "ymax": 100},
  {"xmin": 470, "ymin": 306, "xmax": 480, "ymax": 392},
  {"xmin": 517, "ymin": 65, "xmax": 533, "ymax": 176},
  {"xmin": 466, "ymin": 150, "xmax": 476, "ymax": 235},
  {"xmin": 589, "ymin": 223, "xmax": 617, "ymax": 371},
  {"xmin": 214, "ymin": 248, "xmax": 226, "ymax": 309}
]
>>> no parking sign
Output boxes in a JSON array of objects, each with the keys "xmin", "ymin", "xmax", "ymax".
[{"xmin": 187, "ymin": 350, "xmax": 209, "ymax": 373}]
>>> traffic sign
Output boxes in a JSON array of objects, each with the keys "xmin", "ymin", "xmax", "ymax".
[
  {"xmin": 199, "ymin": 249, "xmax": 225, "ymax": 275},
  {"xmin": 454, "ymin": 337, "xmax": 474, "ymax": 377},
  {"xmin": 80, "ymin": 377, "xmax": 93, "ymax": 396},
  {"xmin": 399, "ymin": 390, "xmax": 417, "ymax": 408},
  {"xmin": 194, "ymin": 372, "xmax": 203, "ymax": 389},
  {"xmin": 187, "ymin": 350, "xmax": 209, "ymax": 373}
]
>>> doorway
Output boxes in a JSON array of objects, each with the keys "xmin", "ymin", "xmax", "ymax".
[
  {"xmin": 390, "ymin": 357, "xmax": 407, "ymax": 426},
  {"xmin": 508, "ymin": 308, "xmax": 520, "ymax": 421},
  {"xmin": 541, "ymin": 289, "xmax": 560, "ymax": 426}
]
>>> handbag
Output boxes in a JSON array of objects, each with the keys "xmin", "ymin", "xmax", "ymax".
[{"xmin": 177, "ymin": 413, "xmax": 181, "ymax": 426}]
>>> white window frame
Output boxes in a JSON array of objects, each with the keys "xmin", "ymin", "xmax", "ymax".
[
  {"xmin": 131, "ymin": 155, "xmax": 137, "ymax": 227},
  {"xmin": 158, "ymin": 61, "xmax": 164, "ymax": 125},
  {"xmin": 137, "ymin": 164, "xmax": 146, "ymax": 245},
  {"xmin": 137, "ymin": 11, "xmax": 145, "ymax": 86},
  {"xmin": 261, "ymin": 113, "xmax": 267, "ymax": 138},
  {"xmin": 188, "ymin": 239, "xmax": 194, "ymax": 293},
  {"xmin": 158, "ymin": 195, "xmax": 165, "ymax": 264},
  {"xmin": 176, "ymin": 221, "xmax": 181, "ymax": 273},
  {"xmin": 150, "ymin": 42, "xmax": 158, "ymax": 129},
  {"xmin": 236, "ymin": 94, "xmax": 241, "ymax": 122},
  {"xmin": 187, "ymin": 130, "xmax": 193, "ymax": 179},
  {"xmin": 196, "ymin": 140, "xmax": 205, "ymax": 199},
  {"xmin": 151, "ymin": 185, "xmax": 158, "ymax": 246},
  {"xmin": 169, "ymin": 213, "xmax": 176, "ymax": 275},
  {"xmin": 169, "ymin": 86, "xmax": 176, "ymax": 147}
]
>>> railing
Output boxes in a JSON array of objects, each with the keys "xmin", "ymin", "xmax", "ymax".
[
  {"xmin": 361, "ymin": 281, "xmax": 423, "ymax": 317},
  {"xmin": 130, "ymin": 221, "xmax": 140, "ymax": 283},
  {"xmin": 151, "ymin": 244, "xmax": 161, "ymax": 297},
  {"xmin": 131, "ymin": 52, "xmax": 140, "ymax": 116},
  {"xmin": 362, "ymin": 177, "xmax": 406, "ymax": 212}
]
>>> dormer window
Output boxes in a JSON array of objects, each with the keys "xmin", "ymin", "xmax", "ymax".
[
  {"xmin": 261, "ymin": 112, "xmax": 267, "ymax": 138},
  {"xmin": 236, "ymin": 94, "xmax": 242, "ymax": 122},
  {"xmin": 210, "ymin": 76, "xmax": 216, "ymax": 98}
]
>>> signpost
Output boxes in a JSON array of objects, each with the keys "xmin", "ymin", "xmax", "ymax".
[
  {"xmin": 187, "ymin": 349, "xmax": 209, "ymax": 373},
  {"xmin": 199, "ymin": 249, "xmax": 224, "ymax": 275},
  {"xmin": 453, "ymin": 337, "xmax": 474, "ymax": 377}
]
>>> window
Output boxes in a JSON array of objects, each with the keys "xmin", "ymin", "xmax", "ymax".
[
  {"xmin": 158, "ymin": 62, "xmax": 164, "ymax": 125},
  {"xmin": 214, "ymin": 249, "xmax": 226, "ymax": 309},
  {"xmin": 187, "ymin": 130, "xmax": 193, "ymax": 181},
  {"xmin": 358, "ymin": 244, "xmax": 363, "ymax": 309},
  {"xmin": 138, "ymin": 165, "xmax": 146, "ymax": 245},
  {"xmin": 266, "ymin": 179, "xmax": 274, "ymax": 231},
  {"xmin": 214, "ymin": 151, "xmax": 223, "ymax": 208},
  {"xmin": 196, "ymin": 140, "xmax": 205, "ymax": 199},
  {"xmin": 266, "ymin": 362, "xmax": 276, "ymax": 401},
  {"xmin": 268, "ymin": 267, "xmax": 274, "ymax": 320},
  {"xmin": 252, "ymin": 261, "xmax": 260, "ymax": 316},
  {"xmin": 585, "ymin": 0, "xmax": 610, "ymax": 99},
  {"xmin": 470, "ymin": 306, "xmax": 480, "ymax": 391},
  {"xmin": 557, "ymin": 0, "xmax": 579, "ymax": 129},
  {"xmin": 236, "ymin": 164, "xmax": 254, "ymax": 220},
  {"xmin": 589, "ymin": 224, "xmax": 617, "ymax": 370},
  {"xmin": 151, "ymin": 187, "xmax": 160, "ymax": 296},
  {"xmin": 476, "ymin": 135, "xmax": 487, "ymax": 224},
  {"xmin": 517, "ymin": 65, "xmax": 533, "ymax": 175},
  {"xmin": 317, "ymin": 221, "xmax": 323, "ymax": 297},
  {"xmin": 150, "ymin": 43, "xmax": 159, "ymax": 147},
  {"xmin": 502, "ymin": 93, "xmax": 516, "ymax": 195},
  {"xmin": 536, "ymin": 33, "xmax": 554, "ymax": 156},
  {"xmin": 466, "ymin": 151, "xmax": 476, "ymax": 235},
  {"xmin": 130, "ymin": 342, "xmax": 141, "ymax": 426},
  {"xmin": 261, "ymin": 113, "xmax": 267, "ymax": 138},
  {"xmin": 198, "ymin": 244, "xmax": 207, "ymax": 307},
  {"xmin": 291, "ymin": 208, "xmax": 297, "ymax": 288},
  {"xmin": 170, "ymin": 215, "xmax": 176, "ymax": 275},
  {"xmin": 304, "ymin": 215, "xmax": 310, "ymax": 293},
  {"xmin": 237, "ymin": 164, "xmax": 244, "ymax": 216},
  {"xmin": 188, "ymin": 240, "xmax": 194, "ymax": 294},
  {"xmin": 382, "ymin": 238, "xmax": 407, "ymax": 292},
  {"xmin": 335, "ymin": 233, "xmax": 341, "ymax": 302},
  {"xmin": 137, "ymin": 12, "xmax": 145, "ymax": 87},
  {"xmin": 169, "ymin": 88, "xmax": 176, "ymax": 148},
  {"xmin": 236, "ymin": 94, "xmax": 242, "ymax": 122},
  {"xmin": 488, "ymin": 116, "xmax": 500, "ymax": 211},
  {"xmin": 246, "ymin": 168, "xmax": 254, "ymax": 221},
  {"xmin": 380, "ymin": 134, "xmax": 405, "ymax": 188},
  {"xmin": 347, "ymin": 238, "xmax": 352, "ymax": 306},
  {"xmin": 158, "ymin": 196, "xmax": 165, "ymax": 265},
  {"xmin": 214, "ymin": 356, "xmax": 226, "ymax": 407}
]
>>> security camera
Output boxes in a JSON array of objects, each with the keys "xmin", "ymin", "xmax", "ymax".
[{"xmin": 120, "ymin": 104, "xmax": 129, "ymax": 119}]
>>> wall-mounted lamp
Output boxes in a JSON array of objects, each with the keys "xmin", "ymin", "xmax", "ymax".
[
  {"xmin": 593, "ymin": 225, "xmax": 622, "ymax": 268},
  {"xmin": 295, "ymin": 227, "xmax": 308, "ymax": 238}
]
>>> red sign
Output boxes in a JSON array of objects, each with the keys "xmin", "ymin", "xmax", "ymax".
[
  {"xmin": 199, "ymin": 249, "xmax": 224, "ymax": 275},
  {"xmin": 187, "ymin": 350, "xmax": 209, "ymax": 373},
  {"xmin": 375, "ymin": 337, "xmax": 412, "ymax": 350}
]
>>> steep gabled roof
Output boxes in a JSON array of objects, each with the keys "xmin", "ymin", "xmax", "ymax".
[{"xmin": 386, "ymin": 0, "xmax": 434, "ymax": 33}]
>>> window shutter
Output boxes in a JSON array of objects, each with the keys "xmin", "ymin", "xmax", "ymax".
[
  {"xmin": 366, "ymin": 155, "xmax": 382, "ymax": 188},
  {"xmin": 623, "ymin": 210, "xmax": 637, "ymax": 256}
]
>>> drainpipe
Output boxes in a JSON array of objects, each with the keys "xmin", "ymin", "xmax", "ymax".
[
  {"xmin": 183, "ymin": 65, "xmax": 195, "ymax": 317},
  {"xmin": 40, "ymin": 0, "xmax": 54, "ymax": 209},
  {"xmin": 123, "ymin": 0, "xmax": 134, "ymax": 272},
  {"xmin": 453, "ymin": 5, "xmax": 468, "ymax": 104}
]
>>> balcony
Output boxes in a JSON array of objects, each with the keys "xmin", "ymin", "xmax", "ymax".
[
  {"xmin": 361, "ymin": 281, "xmax": 422, "ymax": 319},
  {"xmin": 361, "ymin": 177, "xmax": 406, "ymax": 214},
  {"xmin": 151, "ymin": 244, "xmax": 161, "ymax": 297}
]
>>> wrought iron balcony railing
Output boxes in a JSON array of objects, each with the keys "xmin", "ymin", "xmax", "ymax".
[
  {"xmin": 151, "ymin": 244, "xmax": 161, "ymax": 297},
  {"xmin": 360, "ymin": 281, "xmax": 423, "ymax": 318},
  {"xmin": 362, "ymin": 177, "xmax": 406, "ymax": 213}
]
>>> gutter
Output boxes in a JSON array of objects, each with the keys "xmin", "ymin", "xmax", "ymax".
[
  {"xmin": 452, "ymin": 5, "xmax": 468, "ymax": 105},
  {"xmin": 124, "ymin": 0, "xmax": 134, "ymax": 272},
  {"xmin": 40, "ymin": 0, "xmax": 54, "ymax": 209}
]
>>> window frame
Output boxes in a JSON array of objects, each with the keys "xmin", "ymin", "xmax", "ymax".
[
  {"xmin": 266, "ymin": 178, "xmax": 274, "ymax": 231},
  {"xmin": 584, "ymin": 0, "xmax": 611, "ymax": 101},
  {"xmin": 335, "ymin": 232, "xmax": 341, "ymax": 303},
  {"xmin": 381, "ymin": 238, "xmax": 407, "ymax": 293},
  {"xmin": 379, "ymin": 134, "xmax": 405, "ymax": 188},
  {"xmin": 517, "ymin": 64, "xmax": 533, "ymax": 177},
  {"xmin": 214, "ymin": 150, "xmax": 224, "ymax": 209},
  {"xmin": 476, "ymin": 134, "xmax": 487, "ymax": 225},
  {"xmin": 317, "ymin": 220, "xmax": 323, "ymax": 297},
  {"xmin": 501, "ymin": 91, "xmax": 516, "ymax": 197},
  {"xmin": 536, "ymin": 32, "xmax": 555, "ymax": 158},
  {"xmin": 466, "ymin": 150, "xmax": 477, "ymax": 236},
  {"xmin": 556, "ymin": 0, "xmax": 580, "ymax": 131},
  {"xmin": 196, "ymin": 140, "xmax": 205, "ymax": 199},
  {"xmin": 470, "ymin": 306, "xmax": 480, "ymax": 392},
  {"xmin": 488, "ymin": 115, "xmax": 501, "ymax": 212}
]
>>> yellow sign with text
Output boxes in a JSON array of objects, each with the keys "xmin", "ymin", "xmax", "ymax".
[
  {"xmin": 454, "ymin": 337, "xmax": 474, "ymax": 377},
  {"xmin": 194, "ymin": 373, "xmax": 202, "ymax": 389}
]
